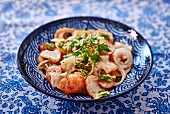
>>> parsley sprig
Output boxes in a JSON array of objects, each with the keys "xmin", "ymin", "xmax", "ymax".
[
  {"xmin": 101, "ymin": 33, "xmax": 109, "ymax": 40},
  {"xmin": 98, "ymin": 90, "xmax": 110, "ymax": 97},
  {"xmin": 58, "ymin": 34, "xmax": 111, "ymax": 76},
  {"xmin": 100, "ymin": 75, "xmax": 115, "ymax": 82}
]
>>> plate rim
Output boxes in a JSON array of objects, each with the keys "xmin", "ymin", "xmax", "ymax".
[{"xmin": 17, "ymin": 16, "xmax": 153, "ymax": 102}]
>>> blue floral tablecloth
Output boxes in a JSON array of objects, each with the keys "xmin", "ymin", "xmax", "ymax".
[{"xmin": 0, "ymin": 0, "xmax": 170, "ymax": 113}]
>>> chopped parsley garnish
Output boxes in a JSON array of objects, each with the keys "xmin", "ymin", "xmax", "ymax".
[
  {"xmin": 76, "ymin": 61, "xmax": 85, "ymax": 68},
  {"xmin": 97, "ymin": 43, "xmax": 110, "ymax": 52},
  {"xmin": 58, "ymin": 41, "xmax": 65, "ymax": 48},
  {"xmin": 101, "ymin": 33, "xmax": 109, "ymax": 40},
  {"xmin": 98, "ymin": 90, "xmax": 110, "ymax": 97},
  {"xmin": 98, "ymin": 90, "xmax": 105, "ymax": 93},
  {"xmin": 80, "ymin": 70, "xmax": 89, "ymax": 76},
  {"xmin": 71, "ymin": 50, "xmax": 81, "ymax": 56},
  {"xmin": 92, "ymin": 53, "xmax": 100, "ymax": 62},
  {"xmin": 100, "ymin": 75, "xmax": 115, "ymax": 82},
  {"xmin": 57, "ymin": 34, "xmax": 111, "ymax": 76},
  {"xmin": 45, "ymin": 43, "xmax": 55, "ymax": 50}
]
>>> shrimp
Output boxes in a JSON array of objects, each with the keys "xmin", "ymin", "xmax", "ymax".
[{"xmin": 58, "ymin": 72, "xmax": 85, "ymax": 94}]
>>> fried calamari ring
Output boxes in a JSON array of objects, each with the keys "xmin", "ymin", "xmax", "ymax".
[
  {"xmin": 72, "ymin": 30, "xmax": 88, "ymax": 38},
  {"xmin": 113, "ymin": 48, "xmax": 132, "ymax": 69},
  {"xmin": 54, "ymin": 28, "xmax": 74, "ymax": 39}
]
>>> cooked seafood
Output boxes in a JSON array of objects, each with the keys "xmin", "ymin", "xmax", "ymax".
[
  {"xmin": 40, "ymin": 49, "xmax": 61, "ymax": 63},
  {"xmin": 86, "ymin": 75, "xmax": 105, "ymax": 99},
  {"xmin": 58, "ymin": 72, "xmax": 85, "ymax": 94},
  {"xmin": 37, "ymin": 28, "xmax": 133, "ymax": 99},
  {"xmin": 113, "ymin": 48, "xmax": 133, "ymax": 69},
  {"xmin": 54, "ymin": 28, "xmax": 74, "ymax": 39},
  {"xmin": 46, "ymin": 65, "xmax": 63, "ymax": 88}
]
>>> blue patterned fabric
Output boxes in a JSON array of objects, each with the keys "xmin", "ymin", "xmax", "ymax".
[{"xmin": 0, "ymin": 0, "xmax": 170, "ymax": 113}]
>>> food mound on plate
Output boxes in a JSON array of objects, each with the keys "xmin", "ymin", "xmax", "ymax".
[{"xmin": 37, "ymin": 28, "xmax": 133, "ymax": 99}]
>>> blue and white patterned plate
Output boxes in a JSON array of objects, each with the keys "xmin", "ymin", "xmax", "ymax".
[{"xmin": 17, "ymin": 17, "xmax": 153, "ymax": 102}]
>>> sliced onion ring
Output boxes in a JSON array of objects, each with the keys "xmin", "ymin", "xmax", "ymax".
[
  {"xmin": 113, "ymin": 65, "xmax": 126, "ymax": 86},
  {"xmin": 110, "ymin": 65, "xmax": 132, "ymax": 76},
  {"xmin": 113, "ymin": 48, "xmax": 132, "ymax": 69},
  {"xmin": 37, "ymin": 60, "xmax": 49, "ymax": 78},
  {"xmin": 54, "ymin": 28, "xmax": 74, "ymax": 39}
]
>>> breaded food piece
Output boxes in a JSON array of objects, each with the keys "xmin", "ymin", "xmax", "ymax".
[{"xmin": 86, "ymin": 75, "xmax": 105, "ymax": 98}]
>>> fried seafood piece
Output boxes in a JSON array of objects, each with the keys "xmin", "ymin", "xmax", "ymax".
[
  {"xmin": 114, "ymin": 42, "xmax": 132, "ymax": 52},
  {"xmin": 54, "ymin": 28, "xmax": 74, "ymax": 39},
  {"xmin": 87, "ymin": 29, "xmax": 96, "ymax": 35},
  {"xmin": 46, "ymin": 65, "xmax": 63, "ymax": 88},
  {"xmin": 60, "ymin": 56, "xmax": 76, "ymax": 73},
  {"xmin": 72, "ymin": 30, "xmax": 88, "ymax": 38},
  {"xmin": 40, "ymin": 49, "xmax": 61, "ymax": 63},
  {"xmin": 86, "ymin": 75, "xmax": 105, "ymax": 99},
  {"xmin": 58, "ymin": 72, "xmax": 85, "ymax": 94},
  {"xmin": 37, "ymin": 55, "xmax": 45, "ymax": 64},
  {"xmin": 93, "ymin": 55, "xmax": 117, "ymax": 76}
]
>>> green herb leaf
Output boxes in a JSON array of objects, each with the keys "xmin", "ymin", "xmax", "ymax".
[
  {"xmin": 87, "ymin": 60, "xmax": 92, "ymax": 65},
  {"xmin": 71, "ymin": 50, "xmax": 81, "ymax": 56},
  {"xmin": 100, "ymin": 75, "xmax": 114, "ymax": 82},
  {"xmin": 80, "ymin": 70, "xmax": 88, "ymax": 76},
  {"xmin": 98, "ymin": 44, "xmax": 110, "ymax": 52},
  {"xmin": 58, "ymin": 41, "xmax": 65, "ymax": 48},
  {"xmin": 45, "ymin": 43, "xmax": 55, "ymax": 50},
  {"xmin": 98, "ymin": 90, "xmax": 110, "ymax": 97},
  {"xmin": 76, "ymin": 62, "xmax": 85, "ymax": 68},
  {"xmin": 98, "ymin": 90, "xmax": 105, "ymax": 93},
  {"xmin": 92, "ymin": 53, "xmax": 100, "ymax": 62},
  {"xmin": 82, "ymin": 52, "xmax": 89, "ymax": 61},
  {"xmin": 101, "ymin": 34, "xmax": 109, "ymax": 40}
]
